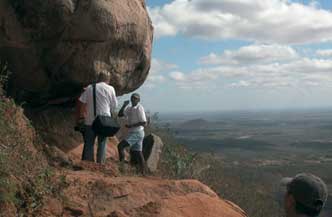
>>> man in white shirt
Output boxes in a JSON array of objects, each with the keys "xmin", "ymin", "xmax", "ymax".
[
  {"xmin": 76, "ymin": 70, "xmax": 118, "ymax": 163},
  {"xmin": 118, "ymin": 93, "xmax": 147, "ymax": 174}
]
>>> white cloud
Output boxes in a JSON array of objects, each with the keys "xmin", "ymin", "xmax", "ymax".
[
  {"xmin": 316, "ymin": 49, "xmax": 332, "ymax": 57},
  {"xmin": 200, "ymin": 44, "xmax": 299, "ymax": 65},
  {"xmin": 148, "ymin": 7, "xmax": 178, "ymax": 37},
  {"xmin": 150, "ymin": 59, "xmax": 178, "ymax": 74},
  {"xmin": 230, "ymin": 80, "xmax": 251, "ymax": 87},
  {"xmin": 169, "ymin": 68, "xmax": 220, "ymax": 82},
  {"xmin": 149, "ymin": 0, "xmax": 332, "ymax": 44},
  {"xmin": 163, "ymin": 43, "xmax": 332, "ymax": 90},
  {"xmin": 282, "ymin": 58, "xmax": 332, "ymax": 74},
  {"xmin": 230, "ymin": 77, "xmax": 294, "ymax": 88},
  {"xmin": 308, "ymin": 1, "xmax": 321, "ymax": 8},
  {"xmin": 143, "ymin": 58, "xmax": 178, "ymax": 88},
  {"xmin": 169, "ymin": 71, "xmax": 186, "ymax": 81},
  {"xmin": 219, "ymin": 57, "xmax": 332, "ymax": 88}
]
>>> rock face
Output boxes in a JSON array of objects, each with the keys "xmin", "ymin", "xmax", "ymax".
[
  {"xmin": 143, "ymin": 134, "xmax": 164, "ymax": 172},
  {"xmin": 45, "ymin": 171, "xmax": 248, "ymax": 217},
  {"xmin": 42, "ymin": 138, "xmax": 248, "ymax": 217},
  {"xmin": 0, "ymin": 0, "xmax": 153, "ymax": 104}
]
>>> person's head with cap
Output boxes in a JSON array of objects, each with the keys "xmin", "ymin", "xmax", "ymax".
[
  {"xmin": 282, "ymin": 173, "xmax": 328, "ymax": 217},
  {"xmin": 130, "ymin": 93, "xmax": 140, "ymax": 106}
]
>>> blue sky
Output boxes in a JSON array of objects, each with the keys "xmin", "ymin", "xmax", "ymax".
[{"xmin": 120, "ymin": 0, "xmax": 332, "ymax": 113}]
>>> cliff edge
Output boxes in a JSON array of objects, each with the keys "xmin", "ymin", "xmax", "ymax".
[{"xmin": 0, "ymin": 97, "xmax": 247, "ymax": 217}]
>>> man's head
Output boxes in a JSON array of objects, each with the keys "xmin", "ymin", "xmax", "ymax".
[
  {"xmin": 282, "ymin": 173, "xmax": 328, "ymax": 217},
  {"xmin": 130, "ymin": 93, "xmax": 140, "ymax": 106},
  {"xmin": 97, "ymin": 70, "xmax": 110, "ymax": 83}
]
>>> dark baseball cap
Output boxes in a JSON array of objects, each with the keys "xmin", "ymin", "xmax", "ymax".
[{"xmin": 281, "ymin": 173, "xmax": 328, "ymax": 211}]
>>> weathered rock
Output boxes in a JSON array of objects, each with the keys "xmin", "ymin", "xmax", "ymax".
[
  {"xmin": 0, "ymin": 0, "xmax": 153, "ymax": 104},
  {"xmin": 0, "ymin": 202, "xmax": 17, "ymax": 217},
  {"xmin": 38, "ymin": 198, "xmax": 63, "ymax": 217},
  {"xmin": 143, "ymin": 134, "xmax": 164, "ymax": 172},
  {"xmin": 56, "ymin": 171, "xmax": 248, "ymax": 217},
  {"xmin": 44, "ymin": 144, "xmax": 72, "ymax": 167}
]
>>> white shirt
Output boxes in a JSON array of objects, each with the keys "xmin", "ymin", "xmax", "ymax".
[
  {"xmin": 79, "ymin": 82, "xmax": 118, "ymax": 125},
  {"xmin": 124, "ymin": 103, "xmax": 147, "ymax": 132}
]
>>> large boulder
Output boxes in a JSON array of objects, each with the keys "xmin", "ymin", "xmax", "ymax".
[
  {"xmin": 143, "ymin": 133, "xmax": 164, "ymax": 172},
  {"xmin": 0, "ymin": 0, "xmax": 153, "ymax": 105}
]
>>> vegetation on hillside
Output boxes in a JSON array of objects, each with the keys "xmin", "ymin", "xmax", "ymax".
[
  {"xmin": 151, "ymin": 112, "xmax": 332, "ymax": 217},
  {"xmin": 0, "ymin": 61, "xmax": 62, "ymax": 216},
  {"xmin": 149, "ymin": 114, "xmax": 284, "ymax": 217}
]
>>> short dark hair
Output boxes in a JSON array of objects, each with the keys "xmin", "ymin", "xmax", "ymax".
[
  {"xmin": 294, "ymin": 199, "xmax": 322, "ymax": 217},
  {"xmin": 131, "ymin": 93, "xmax": 140, "ymax": 99}
]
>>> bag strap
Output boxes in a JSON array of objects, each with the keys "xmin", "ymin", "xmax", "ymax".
[{"xmin": 92, "ymin": 83, "xmax": 97, "ymax": 117}]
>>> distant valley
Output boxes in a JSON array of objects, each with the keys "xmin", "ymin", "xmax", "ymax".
[{"xmin": 158, "ymin": 109, "xmax": 332, "ymax": 216}]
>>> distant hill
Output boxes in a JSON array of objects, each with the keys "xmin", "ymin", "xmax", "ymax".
[{"xmin": 177, "ymin": 118, "xmax": 210, "ymax": 129}]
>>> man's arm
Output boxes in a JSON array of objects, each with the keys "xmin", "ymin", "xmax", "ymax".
[
  {"xmin": 76, "ymin": 89, "xmax": 88, "ymax": 123},
  {"xmin": 76, "ymin": 100, "xmax": 87, "ymax": 122},
  {"xmin": 118, "ymin": 100, "xmax": 130, "ymax": 117},
  {"xmin": 110, "ymin": 87, "xmax": 118, "ymax": 113}
]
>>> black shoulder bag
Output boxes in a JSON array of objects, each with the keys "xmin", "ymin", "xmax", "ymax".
[{"xmin": 91, "ymin": 83, "xmax": 120, "ymax": 137}]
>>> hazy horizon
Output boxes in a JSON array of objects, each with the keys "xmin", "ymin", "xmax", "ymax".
[
  {"xmin": 150, "ymin": 107, "xmax": 332, "ymax": 124},
  {"xmin": 155, "ymin": 105, "xmax": 332, "ymax": 114}
]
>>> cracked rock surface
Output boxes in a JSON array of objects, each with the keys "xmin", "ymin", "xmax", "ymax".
[{"xmin": 0, "ymin": 0, "xmax": 153, "ymax": 104}]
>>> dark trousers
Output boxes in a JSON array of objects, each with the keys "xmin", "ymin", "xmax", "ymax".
[
  {"xmin": 81, "ymin": 126, "xmax": 107, "ymax": 163},
  {"xmin": 118, "ymin": 140, "xmax": 146, "ymax": 174}
]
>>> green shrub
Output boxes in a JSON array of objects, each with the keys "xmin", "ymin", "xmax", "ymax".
[
  {"xmin": 146, "ymin": 112, "xmax": 197, "ymax": 179},
  {"xmin": 0, "ymin": 152, "xmax": 18, "ymax": 205},
  {"xmin": 16, "ymin": 167, "xmax": 55, "ymax": 211},
  {"xmin": 0, "ymin": 176, "xmax": 18, "ymax": 204},
  {"xmin": 160, "ymin": 142, "xmax": 197, "ymax": 179}
]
